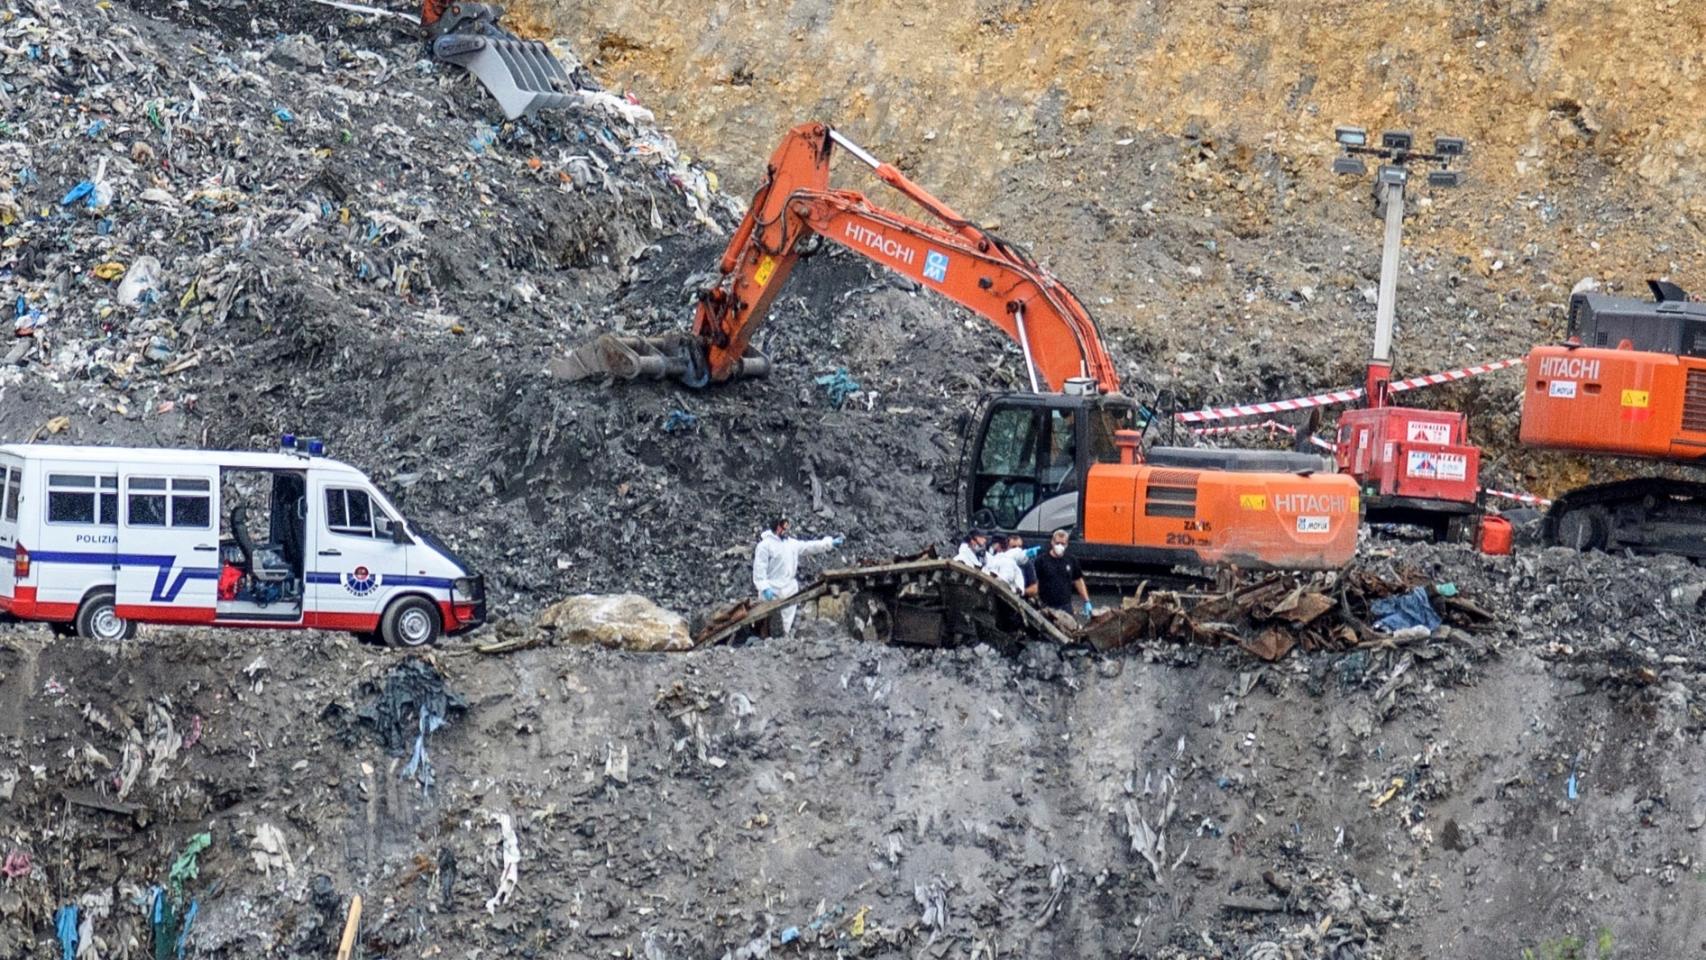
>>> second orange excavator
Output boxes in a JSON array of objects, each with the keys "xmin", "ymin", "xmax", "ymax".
[
  {"xmin": 1521, "ymin": 281, "xmax": 1706, "ymax": 555},
  {"xmin": 565, "ymin": 123, "xmax": 1361, "ymax": 572}
]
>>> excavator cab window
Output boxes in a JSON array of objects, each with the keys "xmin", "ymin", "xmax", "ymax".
[
  {"xmin": 972, "ymin": 403, "xmax": 1043, "ymax": 530},
  {"xmin": 1042, "ymin": 409, "xmax": 1078, "ymax": 493},
  {"xmin": 970, "ymin": 396, "xmax": 1142, "ymax": 533},
  {"xmin": 1086, "ymin": 400, "xmax": 1142, "ymax": 463}
]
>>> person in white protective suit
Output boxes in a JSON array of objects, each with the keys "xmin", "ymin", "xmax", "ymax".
[
  {"xmin": 982, "ymin": 534, "xmax": 1040, "ymax": 594},
  {"xmin": 753, "ymin": 517, "xmax": 843, "ymax": 637},
  {"xmin": 952, "ymin": 530, "xmax": 989, "ymax": 567}
]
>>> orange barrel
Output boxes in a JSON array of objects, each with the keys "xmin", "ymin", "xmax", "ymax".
[{"xmin": 1477, "ymin": 515, "xmax": 1513, "ymax": 555}]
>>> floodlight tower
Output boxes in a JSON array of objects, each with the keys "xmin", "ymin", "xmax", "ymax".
[
  {"xmin": 1327, "ymin": 127, "xmax": 1479, "ymax": 542},
  {"xmin": 1331, "ymin": 127, "xmax": 1466, "ymax": 403}
]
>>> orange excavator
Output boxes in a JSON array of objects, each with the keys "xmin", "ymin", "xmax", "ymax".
[
  {"xmin": 1520, "ymin": 281, "xmax": 1706, "ymax": 555},
  {"xmin": 565, "ymin": 122, "xmax": 1361, "ymax": 571}
]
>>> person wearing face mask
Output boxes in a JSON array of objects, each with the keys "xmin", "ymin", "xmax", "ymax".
[
  {"xmin": 753, "ymin": 517, "xmax": 843, "ymax": 637},
  {"xmin": 983, "ymin": 534, "xmax": 1040, "ymax": 595},
  {"xmin": 1034, "ymin": 528, "xmax": 1092, "ymax": 619},
  {"xmin": 953, "ymin": 530, "xmax": 990, "ymax": 567}
]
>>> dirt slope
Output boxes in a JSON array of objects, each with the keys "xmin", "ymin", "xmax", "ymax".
[{"xmin": 528, "ymin": 0, "xmax": 1706, "ymax": 493}]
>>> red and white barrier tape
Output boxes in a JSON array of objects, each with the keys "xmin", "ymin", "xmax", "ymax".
[
  {"xmin": 1190, "ymin": 419, "xmax": 1334, "ymax": 452},
  {"xmin": 1174, "ymin": 388, "xmax": 1365, "ymax": 424},
  {"xmin": 1173, "ymin": 356, "xmax": 1527, "ymax": 424},
  {"xmin": 1482, "ymin": 488, "xmax": 1552, "ymax": 508},
  {"xmin": 1388, "ymin": 356, "xmax": 1526, "ymax": 393},
  {"xmin": 1190, "ymin": 419, "xmax": 1295, "ymax": 438}
]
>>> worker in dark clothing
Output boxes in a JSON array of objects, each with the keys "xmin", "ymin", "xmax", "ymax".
[{"xmin": 1034, "ymin": 528, "xmax": 1092, "ymax": 618}]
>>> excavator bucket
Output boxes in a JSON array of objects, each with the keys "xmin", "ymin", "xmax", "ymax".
[
  {"xmin": 550, "ymin": 333, "xmax": 771, "ymax": 385},
  {"xmin": 425, "ymin": 2, "xmax": 576, "ymax": 120}
]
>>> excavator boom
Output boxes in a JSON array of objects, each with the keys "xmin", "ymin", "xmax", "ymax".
[
  {"xmin": 561, "ymin": 122, "xmax": 1361, "ymax": 573},
  {"xmin": 566, "ymin": 122, "xmax": 1121, "ymax": 393}
]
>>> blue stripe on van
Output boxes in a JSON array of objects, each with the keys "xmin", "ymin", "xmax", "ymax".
[
  {"xmin": 13, "ymin": 548, "xmax": 218, "ymax": 602},
  {"xmin": 306, "ymin": 571, "xmax": 454, "ymax": 589}
]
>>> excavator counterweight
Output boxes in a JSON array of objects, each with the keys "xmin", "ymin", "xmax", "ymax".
[{"xmin": 562, "ymin": 122, "xmax": 1361, "ymax": 572}]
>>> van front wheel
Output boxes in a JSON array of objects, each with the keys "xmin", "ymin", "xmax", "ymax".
[
  {"xmin": 76, "ymin": 592, "xmax": 137, "ymax": 642},
  {"xmin": 382, "ymin": 597, "xmax": 441, "ymax": 648}
]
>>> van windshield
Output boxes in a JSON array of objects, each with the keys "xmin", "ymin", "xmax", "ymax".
[{"xmin": 367, "ymin": 483, "xmax": 472, "ymax": 574}]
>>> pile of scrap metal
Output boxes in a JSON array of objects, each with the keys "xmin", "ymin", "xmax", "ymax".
[
  {"xmin": 697, "ymin": 552, "xmax": 1491, "ymax": 662},
  {"xmin": 1084, "ymin": 568, "xmax": 1492, "ymax": 661}
]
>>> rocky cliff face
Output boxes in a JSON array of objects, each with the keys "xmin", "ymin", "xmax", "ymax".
[{"xmin": 538, "ymin": 0, "xmax": 1705, "ymax": 228}]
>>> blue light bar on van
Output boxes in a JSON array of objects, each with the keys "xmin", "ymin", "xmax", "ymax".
[
  {"xmin": 280, "ymin": 433, "xmax": 296, "ymax": 450},
  {"xmin": 308, "ymin": 439, "xmax": 325, "ymax": 456}
]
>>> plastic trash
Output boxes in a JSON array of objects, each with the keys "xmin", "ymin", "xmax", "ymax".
[
  {"xmin": 13, "ymin": 296, "xmax": 43, "ymax": 335},
  {"xmin": 1369, "ymin": 586, "xmax": 1441, "ymax": 633},
  {"xmin": 814, "ymin": 367, "xmax": 861, "ymax": 409},
  {"xmin": 467, "ymin": 124, "xmax": 499, "ymax": 154},
  {"xmin": 55, "ymin": 904, "xmax": 77, "ymax": 960},
  {"xmin": 661, "ymin": 409, "xmax": 698, "ymax": 433},
  {"xmin": 87, "ymin": 179, "xmax": 114, "ymax": 211},
  {"xmin": 117, "ymin": 256, "xmax": 162, "ymax": 306},
  {"xmin": 59, "ymin": 180, "xmax": 95, "ymax": 206}
]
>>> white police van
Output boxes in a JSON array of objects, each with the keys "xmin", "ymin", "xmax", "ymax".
[{"xmin": 0, "ymin": 436, "xmax": 485, "ymax": 646}]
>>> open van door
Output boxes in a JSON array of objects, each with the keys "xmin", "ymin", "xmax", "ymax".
[
  {"xmin": 0, "ymin": 460, "xmax": 20, "ymax": 606},
  {"xmin": 115, "ymin": 467, "xmax": 220, "ymax": 623}
]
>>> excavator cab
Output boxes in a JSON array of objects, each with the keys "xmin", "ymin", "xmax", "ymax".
[
  {"xmin": 967, "ymin": 387, "xmax": 1143, "ymax": 534},
  {"xmin": 967, "ymin": 385, "xmax": 1360, "ymax": 572}
]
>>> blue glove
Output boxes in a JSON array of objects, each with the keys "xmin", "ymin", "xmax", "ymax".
[
  {"xmin": 1081, "ymin": 600, "xmax": 1093, "ymax": 617},
  {"xmin": 762, "ymin": 588, "xmax": 778, "ymax": 601},
  {"xmin": 832, "ymin": 535, "xmax": 845, "ymax": 547},
  {"xmin": 1025, "ymin": 545, "xmax": 1042, "ymax": 559}
]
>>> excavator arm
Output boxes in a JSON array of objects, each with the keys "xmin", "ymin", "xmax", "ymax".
[{"xmin": 567, "ymin": 122, "xmax": 1122, "ymax": 393}]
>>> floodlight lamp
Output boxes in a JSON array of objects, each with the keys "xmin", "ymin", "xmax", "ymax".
[
  {"xmin": 1332, "ymin": 156, "xmax": 1367, "ymax": 176},
  {"xmin": 1334, "ymin": 125, "xmax": 1368, "ymax": 147},
  {"xmin": 1433, "ymin": 136, "xmax": 1466, "ymax": 156},
  {"xmin": 1381, "ymin": 130, "xmax": 1413, "ymax": 152},
  {"xmin": 1376, "ymin": 164, "xmax": 1410, "ymax": 186},
  {"xmin": 1427, "ymin": 169, "xmax": 1463, "ymax": 187}
]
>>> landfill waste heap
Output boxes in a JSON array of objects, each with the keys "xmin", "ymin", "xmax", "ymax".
[{"xmin": 4, "ymin": 0, "xmax": 1706, "ymax": 957}]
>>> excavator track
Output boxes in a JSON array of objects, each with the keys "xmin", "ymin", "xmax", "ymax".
[
  {"xmin": 1544, "ymin": 477, "xmax": 1706, "ymax": 557},
  {"xmin": 693, "ymin": 557, "xmax": 1271, "ymax": 655},
  {"xmin": 695, "ymin": 558, "xmax": 1077, "ymax": 652}
]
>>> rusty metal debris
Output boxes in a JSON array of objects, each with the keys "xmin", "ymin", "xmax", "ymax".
[
  {"xmin": 695, "ymin": 551, "xmax": 1075, "ymax": 650},
  {"xmin": 696, "ymin": 552, "xmax": 1486, "ymax": 662}
]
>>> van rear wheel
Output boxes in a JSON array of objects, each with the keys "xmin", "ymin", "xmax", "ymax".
[
  {"xmin": 76, "ymin": 591, "xmax": 137, "ymax": 642},
  {"xmin": 381, "ymin": 597, "xmax": 441, "ymax": 648}
]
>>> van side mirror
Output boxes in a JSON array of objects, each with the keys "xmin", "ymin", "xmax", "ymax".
[{"xmin": 378, "ymin": 516, "xmax": 411, "ymax": 545}]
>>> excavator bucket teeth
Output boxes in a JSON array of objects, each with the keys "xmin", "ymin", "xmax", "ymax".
[{"xmin": 432, "ymin": 33, "xmax": 576, "ymax": 120}]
